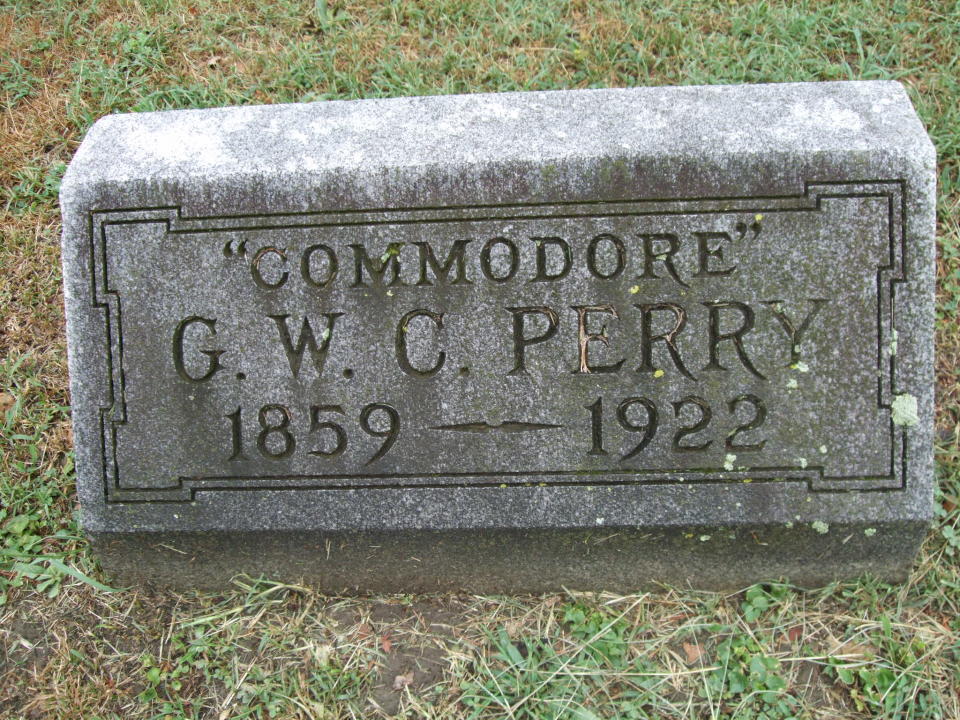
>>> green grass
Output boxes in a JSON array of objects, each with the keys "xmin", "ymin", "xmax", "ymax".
[{"xmin": 1, "ymin": 0, "xmax": 959, "ymax": 717}]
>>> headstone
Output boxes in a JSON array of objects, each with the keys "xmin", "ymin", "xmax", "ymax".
[{"xmin": 60, "ymin": 82, "xmax": 936, "ymax": 591}]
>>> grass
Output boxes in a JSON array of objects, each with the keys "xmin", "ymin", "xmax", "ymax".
[{"xmin": 1, "ymin": 0, "xmax": 959, "ymax": 717}]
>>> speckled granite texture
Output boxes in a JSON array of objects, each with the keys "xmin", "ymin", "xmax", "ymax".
[{"xmin": 60, "ymin": 82, "xmax": 936, "ymax": 591}]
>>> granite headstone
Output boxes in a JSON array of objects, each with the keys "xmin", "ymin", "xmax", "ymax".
[{"xmin": 60, "ymin": 81, "xmax": 936, "ymax": 590}]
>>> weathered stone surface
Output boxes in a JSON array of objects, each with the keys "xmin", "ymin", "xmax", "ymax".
[{"xmin": 60, "ymin": 81, "xmax": 936, "ymax": 591}]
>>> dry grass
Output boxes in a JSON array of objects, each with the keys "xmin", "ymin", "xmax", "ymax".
[{"xmin": 4, "ymin": 579, "xmax": 958, "ymax": 717}]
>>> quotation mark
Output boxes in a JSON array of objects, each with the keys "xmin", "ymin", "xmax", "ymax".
[
  {"xmin": 223, "ymin": 239, "xmax": 248, "ymax": 258},
  {"xmin": 735, "ymin": 214, "xmax": 763, "ymax": 241}
]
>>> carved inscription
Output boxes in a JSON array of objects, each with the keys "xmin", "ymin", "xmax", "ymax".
[{"xmin": 91, "ymin": 183, "xmax": 906, "ymax": 501}]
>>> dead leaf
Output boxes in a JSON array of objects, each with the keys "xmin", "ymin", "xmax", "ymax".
[
  {"xmin": 380, "ymin": 634, "xmax": 392, "ymax": 653},
  {"xmin": 682, "ymin": 642, "xmax": 704, "ymax": 664},
  {"xmin": 0, "ymin": 392, "xmax": 14, "ymax": 414},
  {"xmin": 392, "ymin": 671, "xmax": 414, "ymax": 691},
  {"xmin": 788, "ymin": 626, "xmax": 804, "ymax": 643}
]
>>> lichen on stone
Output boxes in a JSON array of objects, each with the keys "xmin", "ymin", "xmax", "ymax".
[{"xmin": 891, "ymin": 393, "xmax": 919, "ymax": 427}]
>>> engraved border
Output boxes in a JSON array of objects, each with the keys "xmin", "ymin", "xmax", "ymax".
[{"xmin": 88, "ymin": 181, "xmax": 907, "ymax": 503}]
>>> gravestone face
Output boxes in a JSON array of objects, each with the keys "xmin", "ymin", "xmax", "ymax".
[{"xmin": 60, "ymin": 82, "xmax": 936, "ymax": 590}]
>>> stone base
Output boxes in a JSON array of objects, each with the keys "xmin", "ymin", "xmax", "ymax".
[{"xmin": 92, "ymin": 522, "xmax": 925, "ymax": 592}]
